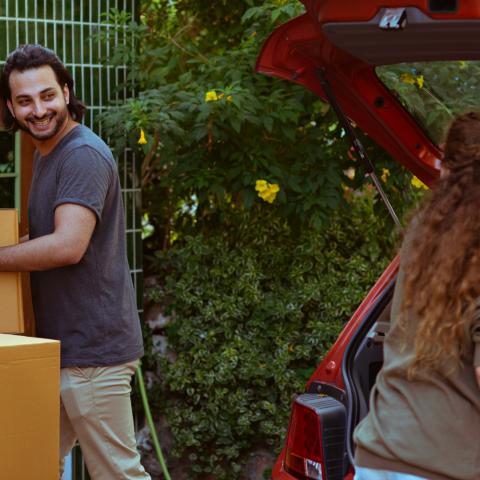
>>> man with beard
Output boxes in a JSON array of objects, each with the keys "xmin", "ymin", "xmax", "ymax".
[{"xmin": 0, "ymin": 45, "xmax": 150, "ymax": 479}]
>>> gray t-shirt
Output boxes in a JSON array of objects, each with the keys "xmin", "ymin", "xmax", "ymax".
[{"xmin": 28, "ymin": 125, "xmax": 144, "ymax": 368}]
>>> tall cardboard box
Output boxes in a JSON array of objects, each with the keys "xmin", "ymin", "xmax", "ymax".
[
  {"xmin": 0, "ymin": 209, "xmax": 24, "ymax": 333},
  {"xmin": 0, "ymin": 334, "xmax": 60, "ymax": 479}
]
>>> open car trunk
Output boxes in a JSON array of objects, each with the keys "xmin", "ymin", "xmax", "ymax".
[{"xmin": 342, "ymin": 279, "xmax": 395, "ymax": 464}]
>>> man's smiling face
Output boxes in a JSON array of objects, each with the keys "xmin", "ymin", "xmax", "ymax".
[{"xmin": 7, "ymin": 65, "xmax": 69, "ymax": 141}]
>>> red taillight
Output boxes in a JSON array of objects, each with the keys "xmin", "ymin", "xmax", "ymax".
[
  {"xmin": 285, "ymin": 401, "xmax": 325, "ymax": 480},
  {"xmin": 284, "ymin": 394, "xmax": 347, "ymax": 480}
]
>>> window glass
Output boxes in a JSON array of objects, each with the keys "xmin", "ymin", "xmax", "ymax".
[{"xmin": 376, "ymin": 61, "xmax": 480, "ymax": 145}]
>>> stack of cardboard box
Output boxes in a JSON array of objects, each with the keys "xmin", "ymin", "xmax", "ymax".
[{"xmin": 0, "ymin": 209, "xmax": 60, "ymax": 479}]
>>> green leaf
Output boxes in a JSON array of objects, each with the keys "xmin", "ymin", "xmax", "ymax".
[{"xmin": 262, "ymin": 116, "xmax": 274, "ymax": 133}]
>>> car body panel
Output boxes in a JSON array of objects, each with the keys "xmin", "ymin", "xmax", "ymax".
[
  {"xmin": 255, "ymin": 1, "xmax": 480, "ymax": 186},
  {"xmin": 305, "ymin": 254, "xmax": 399, "ymax": 390}
]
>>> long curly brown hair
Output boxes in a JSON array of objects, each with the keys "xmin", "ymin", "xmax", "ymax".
[{"xmin": 400, "ymin": 111, "xmax": 480, "ymax": 377}]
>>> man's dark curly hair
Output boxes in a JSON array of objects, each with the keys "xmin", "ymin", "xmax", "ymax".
[{"xmin": 0, "ymin": 44, "xmax": 85, "ymax": 130}]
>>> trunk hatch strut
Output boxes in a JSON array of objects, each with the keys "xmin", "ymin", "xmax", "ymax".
[{"xmin": 316, "ymin": 69, "xmax": 402, "ymax": 230}]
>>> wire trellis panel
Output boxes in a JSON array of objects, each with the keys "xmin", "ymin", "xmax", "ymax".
[{"xmin": 0, "ymin": 2, "xmax": 141, "ymax": 479}]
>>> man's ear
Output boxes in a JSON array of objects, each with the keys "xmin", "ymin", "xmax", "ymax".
[
  {"xmin": 6, "ymin": 99, "xmax": 15, "ymax": 118},
  {"xmin": 63, "ymin": 84, "xmax": 69, "ymax": 105}
]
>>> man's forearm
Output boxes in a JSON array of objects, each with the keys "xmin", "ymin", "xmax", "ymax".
[{"xmin": 0, "ymin": 234, "xmax": 79, "ymax": 272}]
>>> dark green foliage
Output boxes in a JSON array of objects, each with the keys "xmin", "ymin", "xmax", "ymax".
[
  {"xmin": 143, "ymin": 190, "xmax": 396, "ymax": 478},
  {"xmin": 98, "ymin": 1, "xmax": 416, "ymax": 242}
]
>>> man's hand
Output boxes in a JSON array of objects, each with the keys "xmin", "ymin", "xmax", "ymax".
[
  {"xmin": 476, "ymin": 366, "xmax": 480, "ymax": 389},
  {"xmin": 0, "ymin": 203, "xmax": 96, "ymax": 271}
]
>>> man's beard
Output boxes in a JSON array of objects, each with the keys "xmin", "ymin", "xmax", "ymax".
[{"xmin": 17, "ymin": 106, "xmax": 69, "ymax": 141}]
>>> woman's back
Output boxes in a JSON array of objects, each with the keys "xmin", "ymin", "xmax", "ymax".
[
  {"xmin": 354, "ymin": 222, "xmax": 480, "ymax": 479},
  {"xmin": 354, "ymin": 112, "xmax": 480, "ymax": 480}
]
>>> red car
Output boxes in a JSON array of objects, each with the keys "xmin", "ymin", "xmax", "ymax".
[{"xmin": 256, "ymin": 1, "xmax": 479, "ymax": 479}]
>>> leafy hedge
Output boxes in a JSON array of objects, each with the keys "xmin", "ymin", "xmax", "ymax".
[{"xmin": 143, "ymin": 189, "xmax": 396, "ymax": 478}]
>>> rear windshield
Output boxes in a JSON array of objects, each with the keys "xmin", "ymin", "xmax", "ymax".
[{"xmin": 376, "ymin": 61, "xmax": 480, "ymax": 145}]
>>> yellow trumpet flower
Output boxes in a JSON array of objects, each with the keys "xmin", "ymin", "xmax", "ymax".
[
  {"xmin": 138, "ymin": 129, "xmax": 147, "ymax": 145},
  {"xmin": 400, "ymin": 72, "xmax": 424, "ymax": 89},
  {"xmin": 411, "ymin": 176, "xmax": 429, "ymax": 190},
  {"xmin": 381, "ymin": 168, "xmax": 390, "ymax": 183},
  {"xmin": 400, "ymin": 72, "xmax": 416, "ymax": 85},
  {"xmin": 205, "ymin": 90, "xmax": 218, "ymax": 102},
  {"xmin": 255, "ymin": 179, "xmax": 280, "ymax": 204}
]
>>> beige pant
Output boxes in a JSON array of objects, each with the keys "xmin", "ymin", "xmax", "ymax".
[{"xmin": 59, "ymin": 360, "xmax": 151, "ymax": 479}]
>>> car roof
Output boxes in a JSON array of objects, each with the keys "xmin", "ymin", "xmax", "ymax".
[{"xmin": 256, "ymin": 1, "xmax": 480, "ymax": 185}]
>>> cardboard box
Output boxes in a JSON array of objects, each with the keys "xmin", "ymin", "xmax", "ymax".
[
  {"xmin": 0, "ymin": 334, "xmax": 60, "ymax": 479},
  {"xmin": 0, "ymin": 209, "xmax": 24, "ymax": 333}
]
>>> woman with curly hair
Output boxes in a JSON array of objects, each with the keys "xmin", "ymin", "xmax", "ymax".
[{"xmin": 353, "ymin": 111, "xmax": 480, "ymax": 480}]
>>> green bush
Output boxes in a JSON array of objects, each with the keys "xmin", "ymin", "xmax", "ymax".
[
  {"xmin": 99, "ymin": 1, "xmax": 417, "ymax": 239},
  {"xmin": 144, "ymin": 188, "xmax": 396, "ymax": 478}
]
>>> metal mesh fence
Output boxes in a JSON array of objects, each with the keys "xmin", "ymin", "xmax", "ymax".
[
  {"xmin": 0, "ymin": 0, "xmax": 142, "ymax": 306},
  {"xmin": 0, "ymin": 1, "xmax": 141, "ymax": 478}
]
